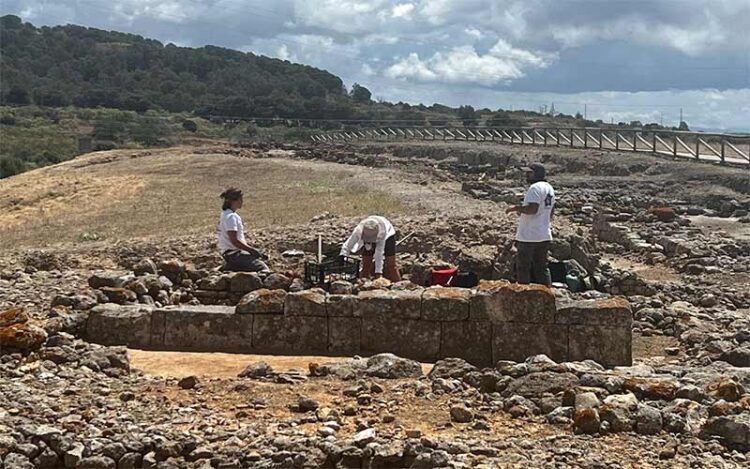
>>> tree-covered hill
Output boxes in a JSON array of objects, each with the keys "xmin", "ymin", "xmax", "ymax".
[{"xmin": 0, "ymin": 14, "xmax": 358, "ymax": 119}]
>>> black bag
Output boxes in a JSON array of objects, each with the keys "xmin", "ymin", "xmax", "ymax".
[
  {"xmin": 450, "ymin": 271, "xmax": 478, "ymax": 288},
  {"xmin": 548, "ymin": 261, "xmax": 567, "ymax": 284}
]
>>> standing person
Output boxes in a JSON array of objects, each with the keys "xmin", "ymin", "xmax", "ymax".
[
  {"xmin": 506, "ymin": 163, "xmax": 555, "ymax": 286},
  {"xmin": 341, "ymin": 215, "xmax": 401, "ymax": 282},
  {"xmin": 217, "ymin": 188, "xmax": 270, "ymax": 273}
]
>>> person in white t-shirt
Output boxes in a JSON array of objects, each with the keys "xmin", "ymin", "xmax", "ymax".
[
  {"xmin": 506, "ymin": 163, "xmax": 555, "ymax": 286},
  {"xmin": 216, "ymin": 188, "xmax": 270, "ymax": 273},
  {"xmin": 341, "ymin": 215, "xmax": 401, "ymax": 282}
]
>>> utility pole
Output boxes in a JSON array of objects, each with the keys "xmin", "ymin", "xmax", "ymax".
[
  {"xmin": 679, "ymin": 107, "xmax": 683, "ymax": 124},
  {"xmin": 584, "ymin": 104, "xmax": 587, "ymax": 120},
  {"xmin": 660, "ymin": 112, "xmax": 663, "ymax": 127}
]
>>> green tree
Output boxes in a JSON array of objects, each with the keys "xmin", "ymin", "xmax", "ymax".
[
  {"xmin": 350, "ymin": 83, "xmax": 372, "ymax": 103},
  {"xmin": 457, "ymin": 105, "xmax": 476, "ymax": 126},
  {"xmin": 0, "ymin": 156, "xmax": 25, "ymax": 178}
]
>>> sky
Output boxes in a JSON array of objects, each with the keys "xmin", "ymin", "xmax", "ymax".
[{"xmin": 2, "ymin": 0, "xmax": 749, "ymax": 131}]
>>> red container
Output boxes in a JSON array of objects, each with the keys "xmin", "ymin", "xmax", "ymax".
[{"xmin": 430, "ymin": 267, "xmax": 458, "ymax": 286}]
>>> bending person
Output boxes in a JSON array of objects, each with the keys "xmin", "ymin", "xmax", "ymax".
[
  {"xmin": 217, "ymin": 188, "xmax": 270, "ymax": 273},
  {"xmin": 341, "ymin": 215, "xmax": 401, "ymax": 282}
]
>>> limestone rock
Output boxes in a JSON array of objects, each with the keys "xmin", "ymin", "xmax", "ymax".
[
  {"xmin": 635, "ymin": 405, "xmax": 663, "ymax": 435},
  {"xmin": 88, "ymin": 271, "xmax": 134, "ymax": 289},
  {"xmin": 573, "ymin": 408, "xmax": 600, "ymax": 435},
  {"xmin": 133, "ymin": 258, "xmax": 158, "ymax": 276},
  {"xmin": 421, "ymin": 286, "xmax": 470, "ymax": 321},
  {"xmin": 229, "ymin": 272, "xmax": 263, "ymax": 294},
  {"xmin": 330, "ymin": 280, "xmax": 353, "ymax": 295},
  {"xmin": 429, "ymin": 358, "xmax": 477, "ymax": 380},
  {"xmin": 285, "ymin": 288, "xmax": 327, "ymax": 316},
  {"xmin": 99, "ymin": 287, "xmax": 137, "ymax": 304},
  {"xmin": 365, "ymin": 353, "xmax": 423, "ymax": 379},
  {"xmin": 178, "ymin": 376, "xmax": 199, "ymax": 389},
  {"xmin": 0, "ymin": 322, "xmax": 47, "ymax": 352},
  {"xmin": 449, "ymin": 405, "xmax": 474, "ymax": 423},
  {"xmin": 239, "ymin": 361, "xmax": 273, "ymax": 378},
  {"xmin": 471, "ymin": 280, "xmax": 556, "ymax": 323},
  {"xmin": 263, "ymin": 273, "xmax": 292, "ymax": 290},
  {"xmin": 0, "ymin": 306, "xmax": 29, "ymax": 327},
  {"xmin": 236, "ymin": 289, "xmax": 287, "ymax": 314}
]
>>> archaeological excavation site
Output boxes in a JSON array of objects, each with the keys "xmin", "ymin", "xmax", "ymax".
[{"xmin": 1, "ymin": 140, "xmax": 749, "ymax": 468}]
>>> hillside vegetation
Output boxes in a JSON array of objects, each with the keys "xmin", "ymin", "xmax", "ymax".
[{"xmin": 0, "ymin": 14, "xmax": 680, "ymax": 179}]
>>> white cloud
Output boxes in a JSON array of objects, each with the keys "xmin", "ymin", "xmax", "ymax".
[
  {"xmin": 464, "ymin": 27, "xmax": 482, "ymax": 40},
  {"xmin": 392, "ymin": 3, "xmax": 415, "ymax": 18},
  {"xmin": 385, "ymin": 39, "xmax": 555, "ymax": 86}
]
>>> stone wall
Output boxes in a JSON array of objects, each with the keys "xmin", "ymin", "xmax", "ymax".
[{"xmin": 85, "ymin": 281, "xmax": 632, "ymax": 367}]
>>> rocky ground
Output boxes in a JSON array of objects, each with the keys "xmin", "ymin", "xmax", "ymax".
[{"xmin": 1, "ymin": 141, "xmax": 749, "ymax": 468}]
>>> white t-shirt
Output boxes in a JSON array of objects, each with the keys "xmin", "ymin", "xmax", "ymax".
[
  {"xmin": 340, "ymin": 216, "xmax": 396, "ymax": 274},
  {"xmin": 516, "ymin": 181, "xmax": 555, "ymax": 242},
  {"xmin": 217, "ymin": 209, "xmax": 246, "ymax": 253}
]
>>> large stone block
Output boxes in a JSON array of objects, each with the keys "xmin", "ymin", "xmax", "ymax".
[
  {"xmin": 358, "ymin": 290, "xmax": 422, "ymax": 320},
  {"xmin": 569, "ymin": 325, "xmax": 632, "ymax": 367},
  {"xmin": 229, "ymin": 272, "xmax": 263, "ymax": 294},
  {"xmin": 421, "ymin": 287, "xmax": 470, "ymax": 321},
  {"xmin": 361, "ymin": 315, "xmax": 440, "ymax": 361},
  {"xmin": 162, "ymin": 306, "xmax": 252, "ymax": 352},
  {"xmin": 236, "ymin": 289, "xmax": 286, "ymax": 314},
  {"xmin": 329, "ymin": 317, "xmax": 361, "ymax": 355},
  {"xmin": 150, "ymin": 309, "xmax": 166, "ymax": 347},
  {"xmin": 556, "ymin": 297, "xmax": 632, "ymax": 327},
  {"xmin": 470, "ymin": 280, "xmax": 556, "ymax": 323},
  {"xmin": 492, "ymin": 322, "xmax": 568, "ymax": 363},
  {"xmin": 440, "ymin": 321, "xmax": 492, "ymax": 367},
  {"xmin": 285, "ymin": 288, "xmax": 327, "ymax": 316},
  {"xmin": 88, "ymin": 271, "xmax": 134, "ymax": 289},
  {"xmin": 326, "ymin": 294, "xmax": 361, "ymax": 317},
  {"xmin": 252, "ymin": 315, "xmax": 328, "ymax": 354},
  {"xmin": 86, "ymin": 304, "xmax": 152, "ymax": 348}
]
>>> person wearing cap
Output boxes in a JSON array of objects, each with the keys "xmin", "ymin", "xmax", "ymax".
[
  {"xmin": 216, "ymin": 187, "xmax": 270, "ymax": 273},
  {"xmin": 506, "ymin": 163, "xmax": 555, "ymax": 286},
  {"xmin": 341, "ymin": 216, "xmax": 401, "ymax": 282}
]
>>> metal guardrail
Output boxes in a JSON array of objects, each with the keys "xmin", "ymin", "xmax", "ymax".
[{"xmin": 311, "ymin": 127, "xmax": 750, "ymax": 166}]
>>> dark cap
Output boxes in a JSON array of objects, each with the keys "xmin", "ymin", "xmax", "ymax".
[{"xmin": 520, "ymin": 163, "xmax": 546, "ymax": 180}]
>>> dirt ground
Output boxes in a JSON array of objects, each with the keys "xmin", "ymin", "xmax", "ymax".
[
  {"xmin": 129, "ymin": 350, "xmax": 434, "ymax": 379},
  {"xmin": 688, "ymin": 215, "xmax": 750, "ymax": 241}
]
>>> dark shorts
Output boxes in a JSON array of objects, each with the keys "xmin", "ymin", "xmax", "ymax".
[{"xmin": 362, "ymin": 234, "xmax": 397, "ymax": 257}]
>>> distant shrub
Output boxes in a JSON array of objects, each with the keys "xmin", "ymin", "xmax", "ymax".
[
  {"xmin": 94, "ymin": 140, "xmax": 117, "ymax": 151},
  {"xmin": 0, "ymin": 156, "xmax": 25, "ymax": 178},
  {"xmin": 0, "ymin": 115, "xmax": 16, "ymax": 125},
  {"xmin": 182, "ymin": 119, "xmax": 198, "ymax": 132},
  {"xmin": 77, "ymin": 229, "xmax": 105, "ymax": 242}
]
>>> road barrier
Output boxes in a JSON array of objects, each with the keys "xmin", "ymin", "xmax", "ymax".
[{"xmin": 311, "ymin": 127, "xmax": 750, "ymax": 166}]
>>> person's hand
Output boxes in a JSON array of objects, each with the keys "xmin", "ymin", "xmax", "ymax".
[{"xmin": 505, "ymin": 206, "xmax": 517, "ymax": 214}]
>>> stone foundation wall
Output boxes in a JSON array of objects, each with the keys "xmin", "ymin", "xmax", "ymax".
[{"xmin": 85, "ymin": 281, "xmax": 632, "ymax": 367}]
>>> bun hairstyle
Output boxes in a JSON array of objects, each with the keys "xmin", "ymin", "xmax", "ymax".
[{"xmin": 220, "ymin": 187, "xmax": 243, "ymax": 210}]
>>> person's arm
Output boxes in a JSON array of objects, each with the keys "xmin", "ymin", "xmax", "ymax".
[
  {"xmin": 340, "ymin": 228, "xmax": 360, "ymax": 258},
  {"xmin": 373, "ymin": 240, "xmax": 386, "ymax": 277},
  {"xmin": 228, "ymin": 231, "xmax": 262, "ymax": 256},
  {"xmin": 506, "ymin": 203, "xmax": 539, "ymax": 215},
  {"xmin": 506, "ymin": 185, "xmax": 542, "ymax": 215},
  {"xmin": 550, "ymin": 206, "xmax": 555, "ymax": 220}
]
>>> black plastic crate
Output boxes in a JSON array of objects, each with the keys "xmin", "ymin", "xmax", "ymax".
[{"xmin": 304, "ymin": 256, "xmax": 360, "ymax": 286}]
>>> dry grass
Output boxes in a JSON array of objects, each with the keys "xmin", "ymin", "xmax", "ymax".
[{"xmin": 0, "ymin": 146, "xmax": 403, "ymax": 250}]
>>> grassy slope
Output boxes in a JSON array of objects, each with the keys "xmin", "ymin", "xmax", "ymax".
[{"xmin": 0, "ymin": 146, "xmax": 403, "ymax": 250}]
